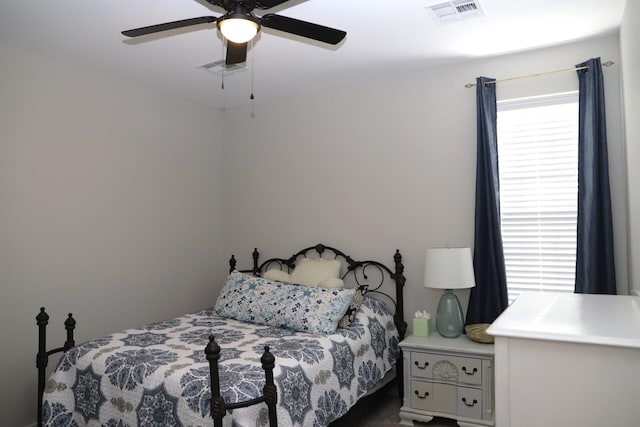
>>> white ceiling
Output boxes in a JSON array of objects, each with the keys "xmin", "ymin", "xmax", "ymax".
[{"xmin": 0, "ymin": 0, "xmax": 627, "ymax": 109}]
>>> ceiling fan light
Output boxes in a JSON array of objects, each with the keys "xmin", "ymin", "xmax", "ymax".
[{"xmin": 218, "ymin": 17, "xmax": 259, "ymax": 43}]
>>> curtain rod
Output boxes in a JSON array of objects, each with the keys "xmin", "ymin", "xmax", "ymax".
[{"xmin": 464, "ymin": 60, "xmax": 615, "ymax": 88}]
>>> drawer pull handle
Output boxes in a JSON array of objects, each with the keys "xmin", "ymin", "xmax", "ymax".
[
  {"xmin": 462, "ymin": 366, "xmax": 478, "ymax": 375},
  {"xmin": 414, "ymin": 361, "xmax": 429, "ymax": 369},
  {"xmin": 414, "ymin": 390, "xmax": 430, "ymax": 399},
  {"xmin": 461, "ymin": 397, "xmax": 478, "ymax": 407}
]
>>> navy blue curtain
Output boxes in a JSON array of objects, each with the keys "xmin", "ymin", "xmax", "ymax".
[
  {"xmin": 466, "ymin": 76, "xmax": 509, "ymax": 325},
  {"xmin": 575, "ymin": 58, "xmax": 617, "ymax": 294}
]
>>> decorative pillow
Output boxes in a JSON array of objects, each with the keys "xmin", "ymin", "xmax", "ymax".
[
  {"xmin": 317, "ymin": 277, "xmax": 345, "ymax": 288},
  {"xmin": 289, "ymin": 258, "xmax": 341, "ymax": 287},
  {"xmin": 262, "ymin": 269, "xmax": 291, "ymax": 283},
  {"xmin": 214, "ymin": 271, "xmax": 355, "ymax": 335},
  {"xmin": 338, "ymin": 284, "xmax": 369, "ymax": 328}
]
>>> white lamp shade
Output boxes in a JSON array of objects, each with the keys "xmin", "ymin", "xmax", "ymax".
[
  {"xmin": 218, "ymin": 18, "xmax": 259, "ymax": 43},
  {"xmin": 424, "ymin": 247, "xmax": 476, "ymax": 290}
]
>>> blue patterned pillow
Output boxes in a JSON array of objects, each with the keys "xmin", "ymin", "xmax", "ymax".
[{"xmin": 214, "ymin": 271, "xmax": 356, "ymax": 335}]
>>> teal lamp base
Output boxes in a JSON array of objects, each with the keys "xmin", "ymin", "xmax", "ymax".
[{"xmin": 435, "ymin": 289, "xmax": 465, "ymax": 338}]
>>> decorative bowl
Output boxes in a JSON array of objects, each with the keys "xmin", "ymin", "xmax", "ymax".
[{"xmin": 465, "ymin": 323, "xmax": 494, "ymax": 344}]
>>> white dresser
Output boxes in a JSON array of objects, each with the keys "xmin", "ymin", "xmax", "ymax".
[{"xmin": 487, "ymin": 292, "xmax": 640, "ymax": 427}]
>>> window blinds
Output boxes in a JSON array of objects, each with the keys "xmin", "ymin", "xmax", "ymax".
[{"xmin": 497, "ymin": 92, "xmax": 579, "ymax": 303}]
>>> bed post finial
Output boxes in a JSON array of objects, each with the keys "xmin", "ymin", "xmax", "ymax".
[
  {"xmin": 229, "ymin": 254, "xmax": 237, "ymax": 273},
  {"xmin": 206, "ymin": 335, "xmax": 226, "ymax": 427},
  {"xmin": 64, "ymin": 314, "xmax": 76, "ymax": 351},
  {"xmin": 37, "ymin": 307, "xmax": 49, "ymax": 324},
  {"xmin": 261, "ymin": 346, "xmax": 278, "ymax": 426},
  {"xmin": 252, "ymin": 248, "xmax": 260, "ymax": 275}
]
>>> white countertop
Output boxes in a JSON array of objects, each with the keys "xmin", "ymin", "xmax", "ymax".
[{"xmin": 486, "ymin": 292, "xmax": 640, "ymax": 349}]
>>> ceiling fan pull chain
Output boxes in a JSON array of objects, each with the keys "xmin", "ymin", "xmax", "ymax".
[
  {"xmin": 221, "ymin": 39, "xmax": 226, "ymax": 90},
  {"xmin": 250, "ymin": 39, "xmax": 255, "ymax": 100}
]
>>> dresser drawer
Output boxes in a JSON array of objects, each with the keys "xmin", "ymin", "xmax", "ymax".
[
  {"xmin": 411, "ymin": 380, "xmax": 482, "ymax": 419},
  {"xmin": 411, "ymin": 352, "xmax": 483, "ymax": 385},
  {"xmin": 457, "ymin": 386, "xmax": 483, "ymax": 420},
  {"xmin": 409, "ymin": 380, "xmax": 434, "ymax": 411}
]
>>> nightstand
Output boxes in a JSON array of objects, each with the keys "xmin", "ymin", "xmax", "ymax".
[{"xmin": 399, "ymin": 334, "xmax": 494, "ymax": 427}]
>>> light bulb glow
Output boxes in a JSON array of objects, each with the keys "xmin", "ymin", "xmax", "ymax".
[{"xmin": 219, "ymin": 18, "xmax": 259, "ymax": 43}]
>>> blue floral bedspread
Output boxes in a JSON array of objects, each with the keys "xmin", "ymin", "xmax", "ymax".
[{"xmin": 42, "ymin": 295, "xmax": 399, "ymax": 427}]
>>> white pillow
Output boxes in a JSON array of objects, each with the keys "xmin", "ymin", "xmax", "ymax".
[
  {"xmin": 317, "ymin": 277, "xmax": 345, "ymax": 288},
  {"xmin": 290, "ymin": 258, "xmax": 341, "ymax": 287},
  {"xmin": 262, "ymin": 269, "xmax": 291, "ymax": 283}
]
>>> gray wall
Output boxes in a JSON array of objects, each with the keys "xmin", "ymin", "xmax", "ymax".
[
  {"xmin": 620, "ymin": 0, "xmax": 640, "ymax": 293},
  {"xmin": 222, "ymin": 34, "xmax": 627, "ymax": 337},
  {"xmin": 0, "ymin": 42, "xmax": 227, "ymax": 426},
  {"xmin": 0, "ymin": 30, "xmax": 631, "ymax": 427}
]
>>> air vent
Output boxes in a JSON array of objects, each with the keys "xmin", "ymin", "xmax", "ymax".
[
  {"xmin": 427, "ymin": 0, "xmax": 484, "ymax": 24},
  {"xmin": 199, "ymin": 59, "xmax": 248, "ymax": 76}
]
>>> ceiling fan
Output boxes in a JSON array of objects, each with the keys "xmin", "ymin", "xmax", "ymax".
[{"xmin": 121, "ymin": 0, "xmax": 347, "ymax": 65}]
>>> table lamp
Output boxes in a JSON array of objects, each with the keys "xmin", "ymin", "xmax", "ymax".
[{"xmin": 424, "ymin": 247, "xmax": 476, "ymax": 338}]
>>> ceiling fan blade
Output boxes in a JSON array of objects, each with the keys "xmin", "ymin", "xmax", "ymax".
[
  {"xmin": 122, "ymin": 16, "xmax": 217, "ymax": 37},
  {"xmin": 261, "ymin": 14, "xmax": 346, "ymax": 45},
  {"xmin": 254, "ymin": 0, "xmax": 292, "ymax": 9},
  {"xmin": 203, "ymin": 0, "xmax": 227, "ymax": 8},
  {"xmin": 226, "ymin": 41, "xmax": 248, "ymax": 65}
]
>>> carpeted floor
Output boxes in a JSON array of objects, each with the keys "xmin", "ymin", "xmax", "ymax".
[{"xmin": 329, "ymin": 385, "xmax": 459, "ymax": 427}]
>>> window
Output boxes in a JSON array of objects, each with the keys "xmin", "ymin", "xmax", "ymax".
[{"xmin": 497, "ymin": 92, "xmax": 579, "ymax": 303}]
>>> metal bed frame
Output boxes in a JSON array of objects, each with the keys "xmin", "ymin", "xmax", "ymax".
[{"xmin": 36, "ymin": 243, "xmax": 406, "ymax": 426}]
